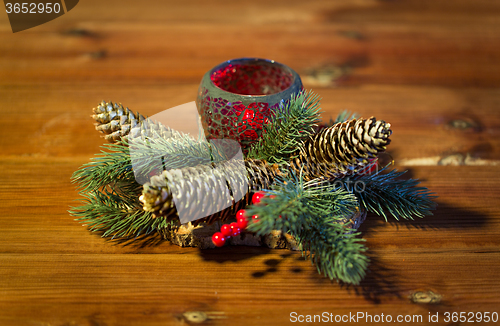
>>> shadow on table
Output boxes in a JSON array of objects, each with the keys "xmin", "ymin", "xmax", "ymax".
[
  {"xmin": 358, "ymin": 201, "xmax": 488, "ymax": 237},
  {"xmin": 206, "ymin": 247, "xmax": 403, "ymax": 303},
  {"xmin": 196, "ymin": 199, "xmax": 488, "ymax": 302},
  {"xmin": 355, "ymin": 255, "xmax": 403, "ymax": 303},
  {"xmin": 101, "ymin": 231, "xmax": 167, "ymax": 248},
  {"xmin": 198, "ymin": 245, "xmax": 272, "ymax": 263},
  {"xmin": 95, "ymin": 195, "xmax": 487, "ymax": 303},
  {"xmin": 352, "ymin": 200, "xmax": 489, "ymax": 301}
]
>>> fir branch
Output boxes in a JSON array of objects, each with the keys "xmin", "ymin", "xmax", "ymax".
[
  {"xmin": 340, "ymin": 166, "xmax": 438, "ymax": 221},
  {"xmin": 295, "ymin": 224, "xmax": 368, "ymax": 285},
  {"xmin": 71, "ymin": 143, "xmax": 138, "ymax": 195},
  {"xmin": 245, "ymin": 173, "xmax": 369, "ymax": 285},
  {"xmin": 70, "ymin": 126, "xmax": 235, "ymax": 237},
  {"xmin": 71, "ymin": 127, "xmax": 226, "ymax": 196},
  {"xmin": 247, "ymin": 90, "xmax": 322, "ymax": 163},
  {"xmin": 334, "ymin": 110, "xmax": 357, "ymax": 124},
  {"xmin": 128, "ymin": 128, "xmax": 229, "ymax": 181},
  {"xmin": 69, "ymin": 190, "xmax": 173, "ymax": 238},
  {"xmin": 71, "ymin": 122, "xmax": 224, "ymax": 193}
]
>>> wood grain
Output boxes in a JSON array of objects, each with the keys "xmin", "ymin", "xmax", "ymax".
[{"xmin": 1, "ymin": 0, "xmax": 500, "ymax": 325}]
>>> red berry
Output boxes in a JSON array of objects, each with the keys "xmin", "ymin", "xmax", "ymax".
[
  {"xmin": 252, "ymin": 191, "xmax": 266, "ymax": 205},
  {"xmin": 252, "ymin": 214, "xmax": 259, "ymax": 223},
  {"xmin": 212, "ymin": 232, "xmax": 226, "ymax": 247},
  {"xmin": 229, "ymin": 222, "xmax": 240, "ymax": 236},
  {"xmin": 220, "ymin": 224, "xmax": 232, "ymax": 237},
  {"xmin": 236, "ymin": 209, "xmax": 248, "ymax": 229},
  {"xmin": 237, "ymin": 216, "xmax": 248, "ymax": 229},
  {"xmin": 236, "ymin": 209, "xmax": 246, "ymax": 219}
]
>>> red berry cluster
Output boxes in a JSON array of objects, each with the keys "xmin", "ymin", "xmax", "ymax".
[{"xmin": 211, "ymin": 191, "xmax": 265, "ymax": 247}]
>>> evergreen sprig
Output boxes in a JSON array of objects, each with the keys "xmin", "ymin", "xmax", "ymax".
[
  {"xmin": 245, "ymin": 173, "xmax": 369, "ymax": 285},
  {"xmin": 71, "ymin": 143, "xmax": 137, "ymax": 196},
  {"xmin": 339, "ymin": 166, "xmax": 438, "ymax": 221},
  {"xmin": 70, "ymin": 190, "xmax": 172, "ymax": 238},
  {"xmin": 247, "ymin": 90, "xmax": 322, "ymax": 163},
  {"xmin": 334, "ymin": 110, "xmax": 357, "ymax": 124},
  {"xmin": 128, "ymin": 129, "xmax": 225, "ymax": 184},
  {"xmin": 70, "ymin": 128, "xmax": 226, "ymax": 237},
  {"xmin": 70, "ymin": 143, "xmax": 150, "ymax": 238},
  {"xmin": 71, "ymin": 127, "xmax": 222, "ymax": 195},
  {"xmin": 71, "ymin": 89, "xmax": 437, "ymax": 285}
]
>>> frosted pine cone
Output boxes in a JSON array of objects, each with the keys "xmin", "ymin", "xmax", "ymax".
[
  {"xmin": 292, "ymin": 117, "xmax": 392, "ymax": 179},
  {"xmin": 139, "ymin": 159, "xmax": 282, "ymax": 226}
]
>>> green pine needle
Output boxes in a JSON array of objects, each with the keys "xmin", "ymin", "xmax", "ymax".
[
  {"xmin": 245, "ymin": 172, "xmax": 369, "ymax": 285},
  {"xmin": 247, "ymin": 90, "xmax": 322, "ymax": 163},
  {"xmin": 69, "ymin": 190, "xmax": 173, "ymax": 239},
  {"xmin": 70, "ymin": 91, "xmax": 437, "ymax": 286},
  {"xmin": 71, "ymin": 143, "xmax": 138, "ymax": 196},
  {"xmin": 70, "ymin": 130, "xmax": 224, "ymax": 238},
  {"xmin": 340, "ymin": 166, "xmax": 438, "ymax": 221},
  {"xmin": 334, "ymin": 110, "xmax": 357, "ymax": 123},
  {"xmin": 128, "ymin": 130, "xmax": 226, "ymax": 179}
]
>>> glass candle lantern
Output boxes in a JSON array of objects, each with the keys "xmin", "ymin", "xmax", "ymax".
[{"xmin": 196, "ymin": 58, "xmax": 303, "ymax": 152}]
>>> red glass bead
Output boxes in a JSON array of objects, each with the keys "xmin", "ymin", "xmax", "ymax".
[
  {"xmin": 236, "ymin": 209, "xmax": 248, "ymax": 229},
  {"xmin": 212, "ymin": 232, "xmax": 226, "ymax": 247},
  {"xmin": 220, "ymin": 224, "xmax": 232, "ymax": 237},
  {"xmin": 237, "ymin": 218, "xmax": 248, "ymax": 230},
  {"xmin": 236, "ymin": 209, "xmax": 246, "ymax": 219},
  {"xmin": 252, "ymin": 191, "xmax": 266, "ymax": 205},
  {"xmin": 229, "ymin": 222, "xmax": 241, "ymax": 236}
]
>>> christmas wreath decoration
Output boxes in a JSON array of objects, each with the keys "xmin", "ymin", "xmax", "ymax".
[{"xmin": 71, "ymin": 90, "xmax": 436, "ymax": 285}]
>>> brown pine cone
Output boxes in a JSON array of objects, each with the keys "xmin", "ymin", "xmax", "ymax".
[
  {"xmin": 92, "ymin": 101, "xmax": 146, "ymax": 143},
  {"xmin": 292, "ymin": 117, "xmax": 392, "ymax": 179},
  {"xmin": 92, "ymin": 101, "xmax": 181, "ymax": 143}
]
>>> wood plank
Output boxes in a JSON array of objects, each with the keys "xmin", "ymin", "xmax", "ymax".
[
  {"xmin": 0, "ymin": 250, "xmax": 499, "ymax": 325},
  {"xmin": 0, "ymin": 0, "xmax": 499, "ymax": 87},
  {"xmin": 1, "ymin": 84, "xmax": 499, "ymax": 162},
  {"xmin": 1, "ymin": 158, "xmax": 498, "ymax": 255},
  {"xmin": 1, "ymin": 0, "xmax": 500, "ymax": 325},
  {"xmin": 1, "ymin": 157, "xmax": 499, "ymax": 325}
]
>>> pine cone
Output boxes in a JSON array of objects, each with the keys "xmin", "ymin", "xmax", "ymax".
[
  {"xmin": 92, "ymin": 101, "xmax": 146, "ymax": 143},
  {"xmin": 292, "ymin": 117, "xmax": 392, "ymax": 179},
  {"xmin": 92, "ymin": 101, "xmax": 181, "ymax": 143},
  {"xmin": 139, "ymin": 158, "xmax": 282, "ymax": 226}
]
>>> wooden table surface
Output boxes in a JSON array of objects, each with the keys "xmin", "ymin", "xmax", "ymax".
[{"xmin": 1, "ymin": 1, "xmax": 500, "ymax": 325}]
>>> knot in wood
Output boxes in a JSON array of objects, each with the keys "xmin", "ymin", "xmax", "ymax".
[
  {"xmin": 182, "ymin": 311, "xmax": 208, "ymax": 323},
  {"xmin": 410, "ymin": 290, "xmax": 442, "ymax": 304}
]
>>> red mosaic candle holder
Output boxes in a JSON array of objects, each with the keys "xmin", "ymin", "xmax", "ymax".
[{"xmin": 196, "ymin": 58, "xmax": 303, "ymax": 152}]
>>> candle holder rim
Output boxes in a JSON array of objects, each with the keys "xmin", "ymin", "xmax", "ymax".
[{"xmin": 206, "ymin": 57, "xmax": 302, "ymax": 98}]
